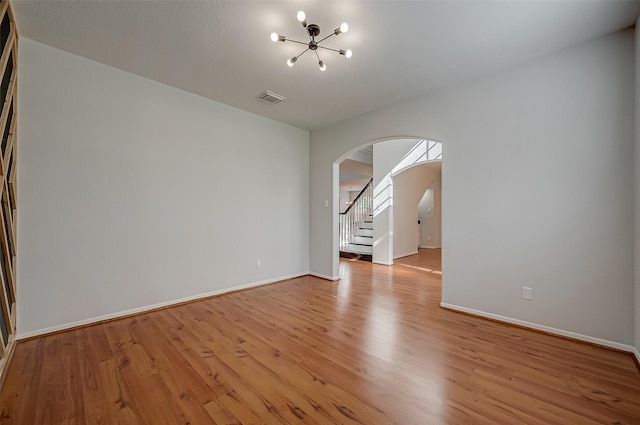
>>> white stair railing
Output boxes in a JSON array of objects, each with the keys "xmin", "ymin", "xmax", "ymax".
[{"xmin": 339, "ymin": 179, "xmax": 373, "ymax": 252}]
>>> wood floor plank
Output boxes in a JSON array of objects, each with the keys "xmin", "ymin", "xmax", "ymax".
[
  {"xmin": 34, "ymin": 332, "xmax": 85, "ymax": 425},
  {"xmin": 95, "ymin": 358, "xmax": 140, "ymax": 425},
  {"xmin": 2, "ymin": 249, "xmax": 640, "ymax": 424},
  {"xmin": 0, "ymin": 338, "xmax": 46, "ymax": 424},
  {"xmin": 203, "ymin": 398, "xmax": 240, "ymax": 424},
  {"xmin": 76, "ymin": 328, "xmax": 110, "ymax": 425}
]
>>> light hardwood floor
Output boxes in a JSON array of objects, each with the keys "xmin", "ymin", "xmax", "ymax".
[{"xmin": 1, "ymin": 249, "xmax": 639, "ymax": 424}]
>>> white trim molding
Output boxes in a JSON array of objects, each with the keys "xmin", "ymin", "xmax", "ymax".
[
  {"xmin": 634, "ymin": 347, "xmax": 640, "ymax": 364},
  {"xmin": 308, "ymin": 272, "xmax": 341, "ymax": 281},
  {"xmin": 440, "ymin": 302, "xmax": 635, "ymax": 353},
  {"xmin": 419, "ymin": 245, "xmax": 441, "ymax": 249},
  {"xmin": 393, "ymin": 251, "xmax": 418, "ymax": 260},
  {"xmin": 17, "ymin": 272, "xmax": 308, "ymax": 340}
]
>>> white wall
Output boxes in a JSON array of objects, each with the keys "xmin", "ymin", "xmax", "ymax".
[
  {"xmin": 347, "ymin": 149, "xmax": 373, "ymax": 165},
  {"xmin": 372, "ymin": 139, "xmax": 421, "ymax": 264},
  {"xmin": 339, "ymin": 189, "xmax": 362, "ymax": 213},
  {"xmin": 310, "ymin": 30, "xmax": 634, "ymax": 347},
  {"xmin": 393, "ymin": 164, "xmax": 436, "ymax": 258},
  {"xmin": 339, "ymin": 188, "xmax": 350, "ymax": 213},
  {"xmin": 17, "ymin": 39, "xmax": 310, "ymax": 337},
  {"xmin": 417, "ymin": 167, "xmax": 441, "ymax": 249},
  {"xmin": 635, "ymin": 19, "xmax": 640, "ymax": 358}
]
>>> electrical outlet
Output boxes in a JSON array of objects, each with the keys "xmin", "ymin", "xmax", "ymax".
[
  {"xmin": 256, "ymin": 259, "xmax": 261, "ymax": 268},
  {"xmin": 427, "ymin": 235, "xmax": 431, "ymax": 240},
  {"xmin": 522, "ymin": 287, "xmax": 532, "ymax": 300}
]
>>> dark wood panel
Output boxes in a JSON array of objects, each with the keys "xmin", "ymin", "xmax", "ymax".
[
  {"xmin": 0, "ymin": 0, "xmax": 16, "ymax": 386},
  {"xmin": 1, "ymin": 249, "xmax": 639, "ymax": 424}
]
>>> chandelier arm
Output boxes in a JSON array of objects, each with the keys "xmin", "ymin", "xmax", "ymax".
[
  {"xmin": 297, "ymin": 48, "xmax": 310, "ymax": 58},
  {"xmin": 314, "ymin": 50, "xmax": 321, "ymax": 61},
  {"xmin": 316, "ymin": 46, "xmax": 342, "ymax": 53},
  {"xmin": 284, "ymin": 39, "xmax": 309, "ymax": 46},
  {"xmin": 316, "ymin": 33, "xmax": 336, "ymax": 44}
]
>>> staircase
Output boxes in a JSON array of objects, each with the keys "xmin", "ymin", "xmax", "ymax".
[
  {"xmin": 349, "ymin": 215, "xmax": 373, "ymax": 254},
  {"xmin": 339, "ymin": 179, "xmax": 373, "ymax": 261}
]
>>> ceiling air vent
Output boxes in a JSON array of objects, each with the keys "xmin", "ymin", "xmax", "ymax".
[{"xmin": 257, "ymin": 90, "xmax": 286, "ymax": 105}]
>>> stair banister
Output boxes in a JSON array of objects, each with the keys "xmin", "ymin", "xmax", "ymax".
[{"xmin": 339, "ymin": 178, "xmax": 373, "ymax": 253}]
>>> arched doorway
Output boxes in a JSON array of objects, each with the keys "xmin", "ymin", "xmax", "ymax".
[
  {"xmin": 393, "ymin": 161, "xmax": 442, "ymax": 259},
  {"xmin": 334, "ymin": 137, "xmax": 443, "ymax": 270}
]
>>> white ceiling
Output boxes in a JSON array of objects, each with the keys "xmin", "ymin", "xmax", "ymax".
[
  {"xmin": 12, "ymin": 1, "xmax": 640, "ymax": 131},
  {"xmin": 340, "ymin": 158, "xmax": 373, "ymax": 189}
]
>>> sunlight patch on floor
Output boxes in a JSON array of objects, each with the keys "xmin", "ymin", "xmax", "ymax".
[{"xmin": 396, "ymin": 262, "xmax": 442, "ymax": 275}]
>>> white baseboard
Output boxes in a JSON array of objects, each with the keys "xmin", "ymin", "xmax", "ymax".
[
  {"xmin": 17, "ymin": 272, "xmax": 308, "ymax": 340},
  {"xmin": 308, "ymin": 272, "xmax": 340, "ymax": 281},
  {"xmin": 393, "ymin": 251, "xmax": 418, "ymax": 260},
  {"xmin": 372, "ymin": 260, "xmax": 393, "ymax": 266},
  {"xmin": 634, "ymin": 347, "xmax": 640, "ymax": 364},
  {"xmin": 419, "ymin": 245, "xmax": 441, "ymax": 249},
  {"xmin": 440, "ymin": 302, "xmax": 635, "ymax": 353}
]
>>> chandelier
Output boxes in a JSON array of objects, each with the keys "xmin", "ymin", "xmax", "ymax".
[{"xmin": 271, "ymin": 10, "xmax": 352, "ymax": 72}]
